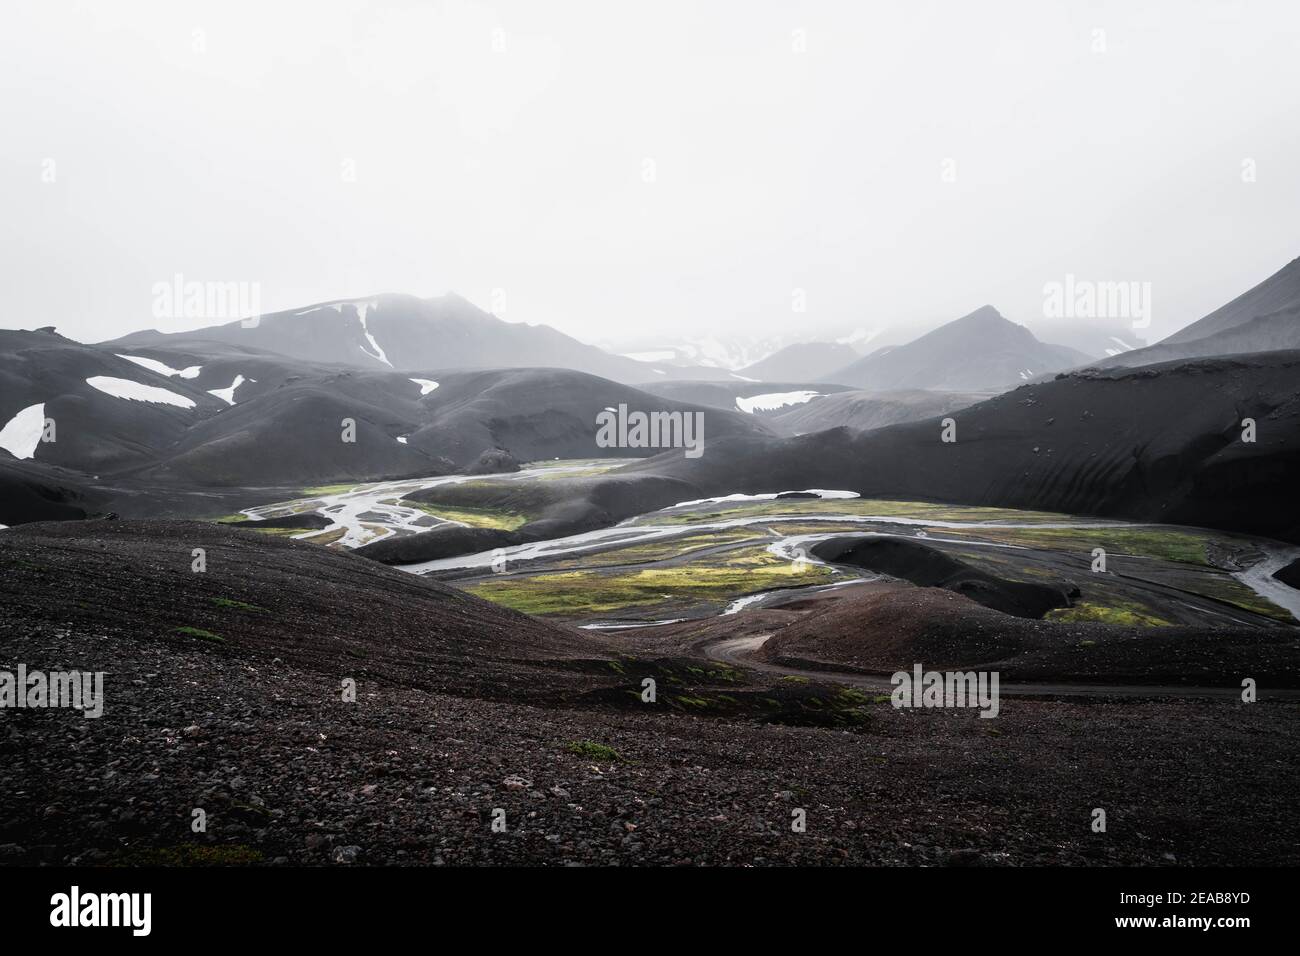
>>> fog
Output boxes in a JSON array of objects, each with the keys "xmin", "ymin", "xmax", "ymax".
[{"xmin": 3, "ymin": 0, "xmax": 1297, "ymax": 351}]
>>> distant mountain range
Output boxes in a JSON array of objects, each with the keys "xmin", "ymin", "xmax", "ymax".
[
  {"xmin": 105, "ymin": 293, "xmax": 706, "ymax": 385},
  {"xmin": 737, "ymin": 342, "xmax": 861, "ymax": 382},
  {"xmin": 6, "ymin": 256, "xmax": 1300, "ymax": 531},
  {"xmin": 829, "ymin": 306, "xmax": 1090, "ymax": 391},
  {"xmin": 627, "ymin": 350, "xmax": 1300, "ymax": 543},
  {"xmin": 0, "ymin": 328, "xmax": 770, "ymax": 522}
]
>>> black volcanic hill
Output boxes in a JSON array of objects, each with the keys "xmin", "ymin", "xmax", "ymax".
[
  {"xmin": 737, "ymin": 342, "xmax": 860, "ymax": 382},
  {"xmin": 1098, "ymin": 257, "xmax": 1300, "ymax": 369},
  {"xmin": 768, "ymin": 389, "xmax": 986, "ymax": 436},
  {"xmin": 400, "ymin": 367, "xmax": 771, "ymax": 466},
  {"xmin": 830, "ymin": 306, "xmax": 1089, "ymax": 392},
  {"xmin": 0, "ymin": 455, "xmax": 107, "ymax": 525},
  {"xmin": 103, "ymin": 293, "xmax": 676, "ymax": 384},
  {"xmin": 1164, "ymin": 257, "xmax": 1300, "ymax": 344},
  {"xmin": 2, "ymin": 324, "xmax": 772, "ymax": 498},
  {"xmin": 0, "ymin": 328, "xmax": 225, "ymax": 474},
  {"xmin": 623, "ymin": 350, "xmax": 1300, "ymax": 542},
  {"xmin": 0, "ymin": 519, "xmax": 602, "ymax": 697}
]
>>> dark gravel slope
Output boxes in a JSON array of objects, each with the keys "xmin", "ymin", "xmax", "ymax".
[{"xmin": 3, "ymin": 520, "xmax": 1297, "ymax": 867}]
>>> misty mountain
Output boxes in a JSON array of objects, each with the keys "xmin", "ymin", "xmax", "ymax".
[
  {"xmin": 736, "ymin": 342, "xmax": 860, "ymax": 382},
  {"xmin": 1096, "ymin": 257, "xmax": 1300, "ymax": 369},
  {"xmin": 103, "ymin": 293, "xmax": 684, "ymax": 384},
  {"xmin": 830, "ymin": 306, "xmax": 1088, "ymax": 392}
]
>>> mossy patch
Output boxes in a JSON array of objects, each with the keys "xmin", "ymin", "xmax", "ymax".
[
  {"xmin": 210, "ymin": 597, "xmax": 267, "ymax": 613},
  {"xmin": 176, "ymin": 626, "xmax": 225, "ymax": 643},
  {"xmin": 565, "ymin": 740, "xmax": 623, "ymax": 761},
  {"xmin": 407, "ymin": 501, "xmax": 531, "ymax": 531},
  {"xmin": 463, "ymin": 545, "xmax": 833, "ymax": 617},
  {"xmin": 1046, "ymin": 602, "xmax": 1171, "ymax": 627},
  {"xmin": 116, "ymin": 844, "xmax": 264, "ymax": 866}
]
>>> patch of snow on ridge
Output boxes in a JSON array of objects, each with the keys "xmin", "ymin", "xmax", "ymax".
[
  {"xmin": 208, "ymin": 374, "xmax": 253, "ymax": 405},
  {"xmin": 410, "ymin": 378, "xmax": 439, "ymax": 396},
  {"xmin": 735, "ymin": 390, "xmax": 821, "ymax": 414},
  {"xmin": 117, "ymin": 355, "xmax": 202, "ymax": 378},
  {"xmin": 86, "ymin": 376, "xmax": 196, "ymax": 408},
  {"xmin": 621, "ymin": 350, "xmax": 677, "ymax": 363},
  {"xmin": 0, "ymin": 403, "xmax": 46, "ymax": 459},
  {"xmin": 333, "ymin": 299, "xmax": 391, "ymax": 367}
]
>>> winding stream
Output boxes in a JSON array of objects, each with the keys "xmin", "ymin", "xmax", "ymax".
[{"xmin": 236, "ymin": 473, "xmax": 1300, "ymax": 626}]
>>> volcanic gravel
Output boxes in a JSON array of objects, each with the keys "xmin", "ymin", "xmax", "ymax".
[{"xmin": 2, "ymin": 521, "xmax": 1298, "ymax": 866}]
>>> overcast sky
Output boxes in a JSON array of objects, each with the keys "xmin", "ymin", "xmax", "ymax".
[{"xmin": 3, "ymin": 0, "xmax": 1298, "ymax": 350}]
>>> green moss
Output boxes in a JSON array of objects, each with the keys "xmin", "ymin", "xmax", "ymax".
[
  {"xmin": 407, "ymin": 501, "xmax": 531, "ymax": 531},
  {"xmin": 632, "ymin": 497, "xmax": 1079, "ymax": 527},
  {"xmin": 176, "ymin": 626, "xmax": 225, "ymax": 642},
  {"xmin": 1046, "ymin": 603, "xmax": 1171, "ymax": 627},
  {"xmin": 544, "ymin": 529, "xmax": 768, "ymax": 570},
  {"xmin": 241, "ymin": 525, "xmax": 305, "ymax": 538},
  {"xmin": 965, "ymin": 526, "xmax": 1214, "ymax": 566},
  {"xmin": 673, "ymin": 695, "xmax": 712, "ymax": 708},
  {"xmin": 299, "ymin": 483, "xmax": 357, "ymax": 497},
  {"xmin": 296, "ymin": 527, "xmax": 347, "ymax": 547},
  {"xmin": 565, "ymin": 740, "xmax": 622, "ymax": 761},
  {"xmin": 210, "ymin": 597, "xmax": 267, "ymax": 613},
  {"xmin": 117, "ymin": 844, "xmax": 264, "ymax": 866},
  {"xmin": 462, "ymin": 545, "xmax": 833, "ymax": 617}
]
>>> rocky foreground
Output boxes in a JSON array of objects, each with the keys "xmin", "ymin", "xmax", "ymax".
[{"xmin": 2, "ymin": 521, "xmax": 1298, "ymax": 866}]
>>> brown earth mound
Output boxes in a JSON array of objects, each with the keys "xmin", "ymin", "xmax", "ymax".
[{"xmin": 758, "ymin": 585, "xmax": 1300, "ymax": 685}]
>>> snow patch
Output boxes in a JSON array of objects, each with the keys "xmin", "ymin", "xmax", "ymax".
[
  {"xmin": 735, "ymin": 390, "xmax": 821, "ymax": 414},
  {"xmin": 208, "ymin": 374, "xmax": 253, "ymax": 406},
  {"xmin": 410, "ymin": 378, "xmax": 439, "ymax": 396},
  {"xmin": 117, "ymin": 354, "xmax": 203, "ymax": 379},
  {"xmin": 621, "ymin": 350, "xmax": 677, "ymax": 363},
  {"xmin": 669, "ymin": 489, "xmax": 860, "ymax": 508},
  {"xmin": 0, "ymin": 403, "xmax": 46, "ymax": 459},
  {"xmin": 86, "ymin": 377, "xmax": 196, "ymax": 408},
  {"xmin": 333, "ymin": 299, "xmax": 391, "ymax": 367}
]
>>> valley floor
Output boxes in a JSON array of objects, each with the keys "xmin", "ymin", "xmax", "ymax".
[{"xmin": 5, "ymin": 462, "xmax": 1300, "ymax": 867}]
